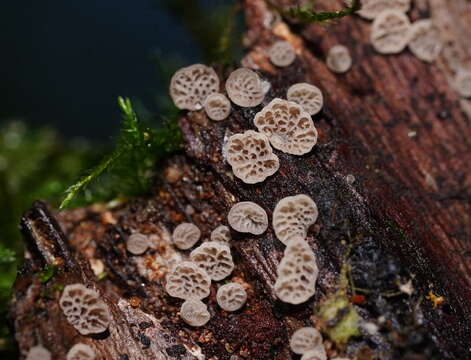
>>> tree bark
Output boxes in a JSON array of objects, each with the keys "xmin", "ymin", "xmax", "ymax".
[{"xmin": 10, "ymin": 0, "xmax": 471, "ymax": 359}]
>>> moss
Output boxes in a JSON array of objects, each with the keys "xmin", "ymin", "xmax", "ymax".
[
  {"xmin": 39, "ymin": 264, "xmax": 58, "ymax": 284},
  {"xmin": 279, "ymin": 0, "xmax": 361, "ymax": 24}
]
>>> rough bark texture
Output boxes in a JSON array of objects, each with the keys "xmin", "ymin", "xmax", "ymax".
[{"xmin": 9, "ymin": 0, "xmax": 471, "ymax": 359}]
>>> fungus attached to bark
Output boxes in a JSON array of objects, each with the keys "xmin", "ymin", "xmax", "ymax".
[
  {"xmin": 59, "ymin": 284, "xmax": 111, "ymax": 335},
  {"xmin": 228, "ymin": 201, "xmax": 269, "ymax": 235},
  {"xmin": 326, "ymin": 45, "xmax": 352, "ymax": 74},
  {"xmin": 190, "ymin": 241, "xmax": 234, "ymax": 281},
  {"xmin": 289, "ymin": 327, "xmax": 324, "ymax": 355},
  {"xmin": 370, "ymin": 10, "xmax": 411, "ymax": 54},
  {"xmin": 408, "ymin": 19, "xmax": 442, "ymax": 62},
  {"xmin": 301, "ymin": 348, "xmax": 327, "ymax": 360},
  {"xmin": 223, "ymin": 130, "xmax": 280, "ymax": 184},
  {"xmin": 269, "ymin": 41, "xmax": 296, "ymax": 67},
  {"xmin": 357, "ymin": 0, "xmax": 411, "ymax": 20},
  {"xmin": 273, "ymin": 194, "xmax": 318, "ymax": 245},
  {"xmin": 172, "ymin": 223, "xmax": 201, "ymax": 250},
  {"xmin": 216, "ymin": 282, "xmax": 247, "ymax": 312},
  {"xmin": 169, "ymin": 64, "xmax": 219, "ymax": 110},
  {"xmin": 210, "ymin": 225, "xmax": 231, "ymax": 244},
  {"xmin": 254, "ymin": 98, "xmax": 318, "ymax": 155},
  {"xmin": 225, "ymin": 68, "xmax": 266, "ymax": 107},
  {"xmin": 26, "ymin": 345, "xmax": 51, "ymax": 360},
  {"xmin": 454, "ymin": 69, "xmax": 471, "ymax": 98},
  {"xmin": 126, "ymin": 233, "xmax": 149, "ymax": 255},
  {"xmin": 165, "ymin": 261, "xmax": 211, "ymax": 300},
  {"xmin": 180, "ymin": 299, "xmax": 211, "ymax": 327},
  {"xmin": 287, "ymin": 83, "xmax": 323, "ymax": 116},
  {"xmin": 203, "ymin": 93, "xmax": 231, "ymax": 121},
  {"xmin": 66, "ymin": 343, "xmax": 96, "ymax": 360}
]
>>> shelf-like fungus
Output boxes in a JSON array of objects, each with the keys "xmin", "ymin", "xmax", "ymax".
[
  {"xmin": 165, "ymin": 261, "xmax": 211, "ymax": 299},
  {"xmin": 287, "ymin": 83, "xmax": 323, "ymax": 116},
  {"xmin": 224, "ymin": 130, "xmax": 280, "ymax": 184},
  {"xmin": 180, "ymin": 298, "xmax": 211, "ymax": 327},
  {"xmin": 170, "ymin": 64, "xmax": 219, "ymax": 111},
  {"xmin": 225, "ymin": 68, "xmax": 266, "ymax": 107},
  {"xmin": 126, "ymin": 233, "xmax": 149, "ymax": 255},
  {"xmin": 203, "ymin": 93, "xmax": 231, "ymax": 121},
  {"xmin": 408, "ymin": 19, "xmax": 443, "ymax": 62},
  {"xmin": 301, "ymin": 348, "xmax": 328, "ymax": 360},
  {"xmin": 66, "ymin": 344, "xmax": 96, "ymax": 360},
  {"xmin": 326, "ymin": 45, "xmax": 352, "ymax": 74},
  {"xmin": 216, "ymin": 282, "xmax": 247, "ymax": 312},
  {"xmin": 210, "ymin": 225, "xmax": 231, "ymax": 244},
  {"xmin": 228, "ymin": 201, "xmax": 268, "ymax": 235},
  {"xmin": 269, "ymin": 41, "xmax": 296, "ymax": 67},
  {"xmin": 290, "ymin": 327, "xmax": 324, "ymax": 355},
  {"xmin": 370, "ymin": 10, "xmax": 411, "ymax": 54},
  {"xmin": 59, "ymin": 284, "xmax": 111, "ymax": 335},
  {"xmin": 273, "ymin": 194, "xmax": 318, "ymax": 245},
  {"xmin": 357, "ymin": 0, "xmax": 411, "ymax": 20},
  {"xmin": 26, "ymin": 345, "xmax": 51, "ymax": 360},
  {"xmin": 454, "ymin": 69, "xmax": 471, "ymax": 98},
  {"xmin": 172, "ymin": 223, "xmax": 201, "ymax": 250},
  {"xmin": 190, "ymin": 241, "xmax": 234, "ymax": 281},
  {"xmin": 254, "ymin": 98, "xmax": 318, "ymax": 155}
]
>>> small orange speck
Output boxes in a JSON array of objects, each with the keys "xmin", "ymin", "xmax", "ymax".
[
  {"xmin": 426, "ymin": 290, "xmax": 445, "ymax": 308},
  {"xmin": 349, "ymin": 294, "xmax": 366, "ymax": 305},
  {"xmin": 130, "ymin": 296, "xmax": 141, "ymax": 307}
]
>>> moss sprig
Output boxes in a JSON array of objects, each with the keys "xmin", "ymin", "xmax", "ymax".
[{"xmin": 284, "ymin": 0, "xmax": 361, "ymax": 24}]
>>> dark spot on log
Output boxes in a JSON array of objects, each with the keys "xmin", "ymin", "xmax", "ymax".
[
  {"xmin": 139, "ymin": 321, "xmax": 153, "ymax": 330},
  {"xmin": 139, "ymin": 333, "xmax": 151, "ymax": 348},
  {"xmin": 165, "ymin": 344, "xmax": 187, "ymax": 357},
  {"xmin": 119, "ymin": 355, "xmax": 129, "ymax": 360}
]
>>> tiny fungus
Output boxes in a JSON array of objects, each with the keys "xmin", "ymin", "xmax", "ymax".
[
  {"xmin": 180, "ymin": 299, "xmax": 211, "ymax": 327},
  {"xmin": 165, "ymin": 261, "xmax": 211, "ymax": 300},
  {"xmin": 26, "ymin": 345, "xmax": 51, "ymax": 360},
  {"xmin": 287, "ymin": 83, "xmax": 324, "ymax": 116},
  {"xmin": 210, "ymin": 225, "xmax": 231, "ymax": 244},
  {"xmin": 172, "ymin": 223, "xmax": 201, "ymax": 250},
  {"xmin": 225, "ymin": 68, "xmax": 266, "ymax": 107},
  {"xmin": 66, "ymin": 343, "xmax": 96, "ymax": 360},
  {"xmin": 326, "ymin": 45, "xmax": 352, "ymax": 74},
  {"xmin": 203, "ymin": 93, "xmax": 231, "ymax": 121},
  {"xmin": 126, "ymin": 233, "xmax": 149, "ymax": 255},
  {"xmin": 228, "ymin": 201, "xmax": 269, "ymax": 235},
  {"xmin": 408, "ymin": 19, "xmax": 443, "ymax": 62},
  {"xmin": 216, "ymin": 282, "xmax": 248, "ymax": 312},
  {"xmin": 301, "ymin": 348, "xmax": 328, "ymax": 360},
  {"xmin": 269, "ymin": 41, "xmax": 296, "ymax": 67},
  {"xmin": 370, "ymin": 10, "xmax": 411, "ymax": 54},
  {"xmin": 190, "ymin": 241, "xmax": 234, "ymax": 281},
  {"xmin": 357, "ymin": 0, "xmax": 411, "ymax": 20},
  {"xmin": 454, "ymin": 69, "xmax": 471, "ymax": 98},
  {"xmin": 289, "ymin": 327, "xmax": 324, "ymax": 355}
]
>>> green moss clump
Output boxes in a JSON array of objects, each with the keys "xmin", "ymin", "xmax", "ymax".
[{"xmin": 283, "ymin": 0, "xmax": 361, "ymax": 24}]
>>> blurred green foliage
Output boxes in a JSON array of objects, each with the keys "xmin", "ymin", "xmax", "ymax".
[{"xmin": 281, "ymin": 0, "xmax": 361, "ymax": 24}]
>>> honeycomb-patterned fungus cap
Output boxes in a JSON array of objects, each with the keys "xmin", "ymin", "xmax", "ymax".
[
  {"xmin": 408, "ymin": 19, "xmax": 443, "ymax": 63},
  {"xmin": 227, "ymin": 201, "xmax": 268, "ymax": 235},
  {"xmin": 169, "ymin": 64, "xmax": 219, "ymax": 111},
  {"xmin": 224, "ymin": 130, "xmax": 280, "ymax": 184},
  {"xmin": 172, "ymin": 223, "xmax": 201, "ymax": 250},
  {"xmin": 454, "ymin": 69, "xmax": 471, "ymax": 98},
  {"xmin": 326, "ymin": 45, "xmax": 352, "ymax": 74},
  {"xmin": 217, "ymin": 282, "xmax": 247, "ymax": 312},
  {"xmin": 59, "ymin": 284, "xmax": 111, "ymax": 335},
  {"xmin": 370, "ymin": 10, "xmax": 411, "ymax": 54},
  {"xmin": 225, "ymin": 68, "xmax": 266, "ymax": 107},
  {"xmin": 126, "ymin": 233, "xmax": 149, "ymax": 255},
  {"xmin": 180, "ymin": 298, "xmax": 211, "ymax": 327},
  {"xmin": 190, "ymin": 241, "xmax": 234, "ymax": 281},
  {"xmin": 273, "ymin": 194, "xmax": 318, "ymax": 245},
  {"xmin": 203, "ymin": 93, "xmax": 231, "ymax": 121},
  {"xmin": 210, "ymin": 225, "xmax": 231, "ymax": 244},
  {"xmin": 269, "ymin": 41, "xmax": 296, "ymax": 67},
  {"xmin": 357, "ymin": 0, "xmax": 411, "ymax": 20},
  {"xmin": 290, "ymin": 327, "xmax": 324, "ymax": 355},
  {"xmin": 26, "ymin": 345, "xmax": 51, "ymax": 360},
  {"xmin": 274, "ymin": 238, "xmax": 319, "ymax": 304},
  {"xmin": 287, "ymin": 83, "xmax": 324, "ymax": 116},
  {"xmin": 301, "ymin": 348, "xmax": 328, "ymax": 360},
  {"xmin": 165, "ymin": 261, "xmax": 211, "ymax": 300},
  {"xmin": 254, "ymin": 98, "xmax": 318, "ymax": 156},
  {"xmin": 66, "ymin": 344, "xmax": 96, "ymax": 360}
]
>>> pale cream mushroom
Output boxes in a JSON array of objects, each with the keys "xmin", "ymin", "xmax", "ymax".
[
  {"xmin": 228, "ymin": 201, "xmax": 268, "ymax": 235},
  {"xmin": 66, "ymin": 343, "xmax": 96, "ymax": 360},
  {"xmin": 225, "ymin": 68, "xmax": 266, "ymax": 107},
  {"xmin": 326, "ymin": 45, "xmax": 352, "ymax": 74},
  {"xmin": 165, "ymin": 261, "xmax": 211, "ymax": 300},
  {"xmin": 172, "ymin": 223, "xmax": 201, "ymax": 250},
  {"xmin": 216, "ymin": 282, "xmax": 247, "ymax": 311},
  {"xmin": 370, "ymin": 10, "xmax": 411, "ymax": 54},
  {"xmin": 408, "ymin": 19, "xmax": 442, "ymax": 63},
  {"xmin": 290, "ymin": 327, "xmax": 324, "ymax": 355},
  {"xmin": 269, "ymin": 41, "xmax": 296, "ymax": 67},
  {"xmin": 180, "ymin": 298, "xmax": 211, "ymax": 327},
  {"xmin": 454, "ymin": 69, "xmax": 471, "ymax": 98},
  {"xmin": 357, "ymin": 0, "xmax": 411, "ymax": 20},
  {"xmin": 210, "ymin": 225, "xmax": 231, "ymax": 244},
  {"xmin": 26, "ymin": 345, "xmax": 51, "ymax": 360},
  {"xmin": 126, "ymin": 233, "xmax": 149, "ymax": 255},
  {"xmin": 287, "ymin": 83, "xmax": 323, "ymax": 116},
  {"xmin": 190, "ymin": 241, "xmax": 234, "ymax": 281},
  {"xmin": 204, "ymin": 93, "xmax": 231, "ymax": 121},
  {"xmin": 301, "ymin": 348, "xmax": 328, "ymax": 360}
]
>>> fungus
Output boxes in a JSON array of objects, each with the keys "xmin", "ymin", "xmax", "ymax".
[
  {"xmin": 274, "ymin": 238, "xmax": 319, "ymax": 304},
  {"xmin": 326, "ymin": 45, "xmax": 352, "ymax": 74},
  {"xmin": 225, "ymin": 68, "xmax": 266, "ymax": 107},
  {"xmin": 210, "ymin": 225, "xmax": 231, "ymax": 244},
  {"xmin": 169, "ymin": 64, "xmax": 219, "ymax": 111},
  {"xmin": 357, "ymin": 0, "xmax": 411, "ymax": 20},
  {"xmin": 172, "ymin": 223, "xmax": 201, "ymax": 250},
  {"xmin": 203, "ymin": 93, "xmax": 231, "ymax": 121},
  {"xmin": 165, "ymin": 261, "xmax": 211, "ymax": 299},
  {"xmin": 126, "ymin": 233, "xmax": 149, "ymax": 255},
  {"xmin": 190, "ymin": 241, "xmax": 234, "ymax": 281},
  {"xmin": 301, "ymin": 348, "xmax": 327, "ymax": 360},
  {"xmin": 26, "ymin": 345, "xmax": 51, "ymax": 360},
  {"xmin": 216, "ymin": 282, "xmax": 247, "ymax": 312},
  {"xmin": 273, "ymin": 194, "xmax": 318, "ymax": 245},
  {"xmin": 290, "ymin": 327, "xmax": 323, "ymax": 355},
  {"xmin": 223, "ymin": 130, "xmax": 279, "ymax": 184},
  {"xmin": 227, "ymin": 201, "xmax": 268, "ymax": 235},
  {"xmin": 408, "ymin": 19, "xmax": 442, "ymax": 62},
  {"xmin": 454, "ymin": 69, "xmax": 471, "ymax": 98},
  {"xmin": 59, "ymin": 284, "xmax": 111, "ymax": 335},
  {"xmin": 66, "ymin": 344, "xmax": 96, "ymax": 360},
  {"xmin": 370, "ymin": 10, "xmax": 411, "ymax": 54},
  {"xmin": 180, "ymin": 298, "xmax": 211, "ymax": 327},
  {"xmin": 254, "ymin": 98, "xmax": 318, "ymax": 155},
  {"xmin": 286, "ymin": 83, "xmax": 324, "ymax": 116},
  {"xmin": 269, "ymin": 41, "xmax": 296, "ymax": 67}
]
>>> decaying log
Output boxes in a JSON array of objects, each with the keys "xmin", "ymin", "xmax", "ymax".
[{"xmin": 10, "ymin": 0, "xmax": 471, "ymax": 359}]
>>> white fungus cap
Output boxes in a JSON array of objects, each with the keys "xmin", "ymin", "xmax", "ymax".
[
  {"xmin": 357, "ymin": 0, "xmax": 411, "ymax": 20},
  {"xmin": 172, "ymin": 223, "xmax": 201, "ymax": 250},
  {"xmin": 66, "ymin": 343, "xmax": 96, "ymax": 360},
  {"xmin": 454, "ymin": 69, "xmax": 471, "ymax": 98},
  {"xmin": 204, "ymin": 93, "xmax": 231, "ymax": 121},
  {"xmin": 287, "ymin": 83, "xmax": 324, "ymax": 116},
  {"xmin": 227, "ymin": 201, "xmax": 269, "ymax": 235},
  {"xmin": 269, "ymin": 41, "xmax": 296, "ymax": 67},
  {"xmin": 225, "ymin": 68, "xmax": 266, "ymax": 107},
  {"xmin": 273, "ymin": 194, "xmax": 318, "ymax": 245},
  {"xmin": 59, "ymin": 284, "xmax": 111, "ymax": 335},
  {"xmin": 210, "ymin": 225, "xmax": 231, "ymax": 244},
  {"xmin": 26, "ymin": 345, "xmax": 51, "ymax": 360},
  {"xmin": 408, "ymin": 19, "xmax": 442, "ymax": 63},
  {"xmin": 254, "ymin": 98, "xmax": 318, "ymax": 155},
  {"xmin": 290, "ymin": 327, "xmax": 324, "ymax": 355},
  {"xmin": 274, "ymin": 238, "xmax": 319, "ymax": 304},
  {"xmin": 165, "ymin": 261, "xmax": 211, "ymax": 299},
  {"xmin": 170, "ymin": 64, "xmax": 220, "ymax": 111},
  {"xmin": 216, "ymin": 282, "xmax": 247, "ymax": 312},
  {"xmin": 126, "ymin": 233, "xmax": 149, "ymax": 255},
  {"xmin": 190, "ymin": 241, "xmax": 234, "ymax": 281},
  {"xmin": 326, "ymin": 45, "xmax": 352, "ymax": 74},
  {"xmin": 180, "ymin": 298, "xmax": 211, "ymax": 327},
  {"xmin": 224, "ymin": 130, "xmax": 280, "ymax": 184},
  {"xmin": 370, "ymin": 10, "xmax": 411, "ymax": 54},
  {"xmin": 301, "ymin": 348, "xmax": 327, "ymax": 360}
]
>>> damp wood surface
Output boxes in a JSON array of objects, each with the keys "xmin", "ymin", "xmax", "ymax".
[{"xmin": 9, "ymin": 0, "xmax": 471, "ymax": 359}]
